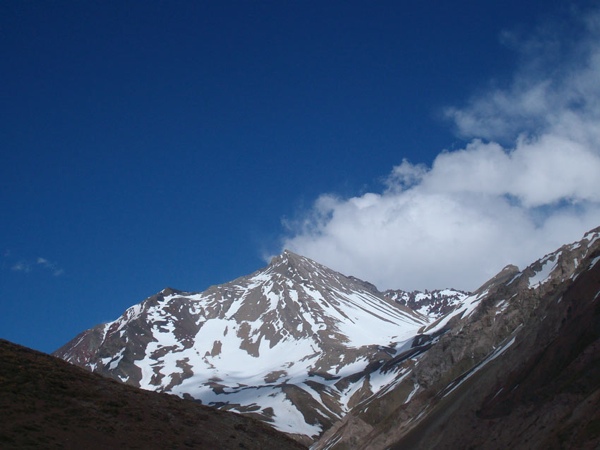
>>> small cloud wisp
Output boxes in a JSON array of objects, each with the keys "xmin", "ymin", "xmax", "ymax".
[{"xmin": 5, "ymin": 254, "xmax": 64, "ymax": 277}]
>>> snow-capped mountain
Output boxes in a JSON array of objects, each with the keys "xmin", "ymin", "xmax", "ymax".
[
  {"xmin": 384, "ymin": 288, "xmax": 469, "ymax": 317},
  {"xmin": 55, "ymin": 250, "xmax": 428, "ymax": 442},
  {"xmin": 55, "ymin": 227, "xmax": 600, "ymax": 449}
]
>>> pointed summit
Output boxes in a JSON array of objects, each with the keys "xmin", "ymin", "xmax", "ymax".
[
  {"xmin": 266, "ymin": 249, "xmax": 333, "ymax": 283},
  {"xmin": 269, "ymin": 249, "xmax": 303, "ymax": 267},
  {"xmin": 269, "ymin": 249, "xmax": 318, "ymax": 269}
]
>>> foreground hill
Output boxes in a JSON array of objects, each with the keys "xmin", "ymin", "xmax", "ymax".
[{"xmin": 0, "ymin": 339, "xmax": 306, "ymax": 449}]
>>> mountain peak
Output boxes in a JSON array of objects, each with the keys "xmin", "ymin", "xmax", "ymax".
[
  {"xmin": 270, "ymin": 249, "xmax": 309, "ymax": 266},
  {"xmin": 267, "ymin": 249, "xmax": 326, "ymax": 279}
]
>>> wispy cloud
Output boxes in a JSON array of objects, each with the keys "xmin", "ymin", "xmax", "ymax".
[
  {"xmin": 36, "ymin": 257, "xmax": 65, "ymax": 276},
  {"xmin": 4, "ymin": 253, "xmax": 64, "ymax": 277},
  {"xmin": 280, "ymin": 7, "xmax": 600, "ymax": 291},
  {"xmin": 11, "ymin": 261, "xmax": 32, "ymax": 274}
]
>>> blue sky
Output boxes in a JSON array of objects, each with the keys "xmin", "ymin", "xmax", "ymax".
[{"xmin": 2, "ymin": 1, "xmax": 600, "ymax": 354}]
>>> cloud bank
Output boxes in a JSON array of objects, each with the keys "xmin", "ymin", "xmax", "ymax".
[{"xmin": 281, "ymin": 8, "xmax": 600, "ymax": 291}]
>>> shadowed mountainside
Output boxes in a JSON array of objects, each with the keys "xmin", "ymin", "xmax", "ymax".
[
  {"xmin": 0, "ymin": 339, "xmax": 306, "ymax": 449},
  {"xmin": 314, "ymin": 227, "xmax": 600, "ymax": 449}
]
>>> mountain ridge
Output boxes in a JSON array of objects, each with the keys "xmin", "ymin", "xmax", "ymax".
[{"xmin": 55, "ymin": 227, "xmax": 600, "ymax": 448}]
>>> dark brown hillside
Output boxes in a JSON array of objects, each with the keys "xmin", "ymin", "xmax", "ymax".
[
  {"xmin": 0, "ymin": 339, "xmax": 306, "ymax": 450},
  {"xmin": 390, "ymin": 255, "xmax": 600, "ymax": 450}
]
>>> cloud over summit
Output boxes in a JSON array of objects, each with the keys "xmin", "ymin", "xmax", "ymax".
[{"xmin": 281, "ymin": 8, "xmax": 600, "ymax": 291}]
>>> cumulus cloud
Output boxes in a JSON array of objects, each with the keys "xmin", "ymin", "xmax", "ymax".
[{"xmin": 280, "ymin": 8, "xmax": 600, "ymax": 291}]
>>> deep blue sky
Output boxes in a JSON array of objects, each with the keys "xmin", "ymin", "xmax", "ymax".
[{"xmin": 1, "ymin": 1, "xmax": 578, "ymax": 353}]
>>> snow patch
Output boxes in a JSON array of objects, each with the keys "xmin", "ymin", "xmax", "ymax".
[
  {"xmin": 405, "ymin": 382, "xmax": 420, "ymax": 404},
  {"xmin": 529, "ymin": 257, "xmax": 558, "ymax": 288},
  {"xmin": 443, "ymin": 335, "xmax": 517, "ymax": 398}
]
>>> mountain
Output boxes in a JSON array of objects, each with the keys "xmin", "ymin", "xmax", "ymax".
[
  {"xmin": 54, "ymin": 250, "xmax": 429, "ymax": 444},
  {"xmin": 0, "ymin": 338, "xmax": 305, "ymax": 450},
  {"xmin": 313, "ymin": 226, "xmax": 600, "ymax": 449},
  {"xmin": 384, "ymin": 288, "xmax": 469, "ymax": 317},
  {"xmin": 55, "ymin": 228, "xmax": 600, "ymax": 449}
]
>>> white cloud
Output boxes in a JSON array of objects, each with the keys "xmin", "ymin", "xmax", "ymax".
[
  {"xmin": 280, "ymin": 7, "xmax": 600, "ymax": 291},
  {"xmin": 36, "ymin": 257, "xmax": 65, "ymax": 276},
  {"xmin": 4, "ymin": 254, "xmax": 64, "ymax": 277},
  {"xmin": 11, "ymin": 261, "xmax": 32, "ymax": 273}
]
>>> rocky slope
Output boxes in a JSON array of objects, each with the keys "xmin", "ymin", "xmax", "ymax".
[
  {"xmin": 54, "ymin": 250, "xmax": 429, "ymax": 443},
  {"xmin": 0, "ymin": 339, "xmax": 305, "ymax": 450},
  {"xmin": 313, "ymin": 226, "xmax": 600, "ymax": 449}
]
